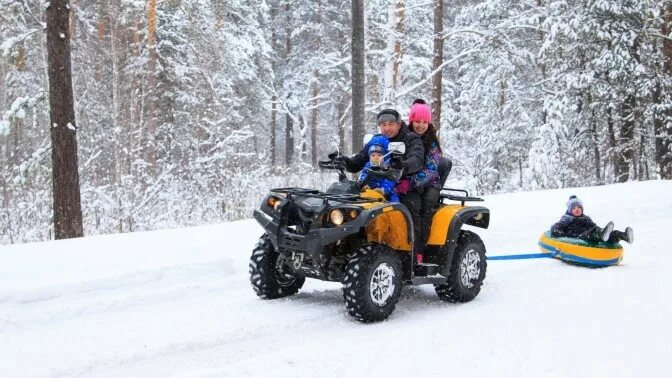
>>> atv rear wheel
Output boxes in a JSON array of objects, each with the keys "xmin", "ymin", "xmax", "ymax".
[
  {"xmin": 435, "ymin": 230, "xmax": 487, "ymax": 303},
  {"xmin": 342, "ymin": 244, "xmax": 403, "ymax": 322},
  {"xmin": 249, "ymin": 234, "xmax": 305, "ymax": 299}
]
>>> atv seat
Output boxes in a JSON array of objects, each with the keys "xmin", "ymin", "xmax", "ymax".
[{"xmin": 438, "ymin": 157, "xmax": 452, "ymax": 187}]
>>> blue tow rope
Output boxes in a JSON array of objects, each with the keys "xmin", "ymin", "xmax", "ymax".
[{"xmin": 486, "ymin": 252, "xmax": 554, "ymax": 261}]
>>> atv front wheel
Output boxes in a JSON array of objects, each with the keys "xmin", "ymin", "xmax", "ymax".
[
  {"xmin": 249, "ymin": 234, "xmax": 305, "ymax": 299},
  {"xmin": 435, "ymin": 230, "xmax": 487, "ymax": 303},
  {"xmin": 342, "ymin": 244, "xmax": 403, "ymax": 322}
]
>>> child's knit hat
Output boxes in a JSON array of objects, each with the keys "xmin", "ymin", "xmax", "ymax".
[{"xmin": 566, "ymin": 195, "xmax": 583, "ymax": 214}]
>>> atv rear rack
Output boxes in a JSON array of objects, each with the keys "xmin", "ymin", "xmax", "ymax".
[
  {"xmin": 440, "ymin": 187, "xmax": 484, "ymax": 206},
  {"xmin": 271, "ymin": 187, "xmax": 383, "ymax": 205}
]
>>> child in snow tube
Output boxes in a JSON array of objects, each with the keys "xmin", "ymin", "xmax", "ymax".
[{"xmin": 539, "ymin": 195, "xmax": 634, "ymax": 267}]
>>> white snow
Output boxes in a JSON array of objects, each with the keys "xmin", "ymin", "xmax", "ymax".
[
  {"xmin": 1, "ymin": 35, "xmax": 23, "ymax": 57},
  {"xmin": 1, "ymin": 180, "xmax": 670, "ymax": 377},
  {"xmin": 0, "ymin": 119, "xmax": 8, "ymax": 136}
]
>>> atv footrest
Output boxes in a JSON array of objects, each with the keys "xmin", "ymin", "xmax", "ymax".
[
  {"xmin": 411, "ymin": 275, "xmax": 447, "ymax": 286},
  {"xmin": 414, "ymin": 263, "xmax": 439, "ymax": 277}
]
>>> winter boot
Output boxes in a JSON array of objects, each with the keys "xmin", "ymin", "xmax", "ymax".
[
  {"xmin": 624, "ymin": 227, "xmax": 634, "ymax": 244},
  {"xmin": 416, "ymin": 252, "xmax": 424, "ymax": 265},
  {"xmin": 601, "ymin": 221, "xmax": 614, "ymax": 242}
]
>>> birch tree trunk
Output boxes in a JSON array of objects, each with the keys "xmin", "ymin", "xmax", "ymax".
[
  {"xmin": 271, "ymin": 96, "xmax": 277, "ymax": 166},
  {"xmin": 0, "ymin": 58, "xmax": 4, "ymax": 126},
  {"xmin": 392, "ymin": 1, "xmax": 404, "ymax": 90},
  {"xmin": 351, "ymin": 0, "xmax": 366, "ymax": 153},
  {"xmin": 431, "ymin": 0, "xmax": 444, "ymax": 130},
  {"xmin": 109, "ymin": 0, "xmax": 126, "ymax": 231},
  {"xmin": 607, "ymin": 104, "xmax": 619, "ymax": 181},
  {"xmin": 146, "ymin": 0, "xmax": 158, "ymax": 176},
  {"xmin": 311, "ymin": 0, "xmax": 322, "ymax": 167},
  {"xmin": 46, "ymin": 0, "xmax": 83, "ymax": 239},
  {"xmin": 69, "ymin": 0, "xmax": 76, "ymax": 40},
  {"xmin": 383, "ymin": 1, "xmax": 404, "ymax": 103},
  {"xmin": 616, "ymin": 39, "xmax": 640, "ymax": 183},
  {"xmin": 589, "ymin": 92, "xmax": 601, "ymax": 183},
  {"xmin": 338, "ymin": 95, "xmax": 348, "ymax": 154},
  {"xmin": 270, "ymin": 3, "xmax": 278, "ymax": 167},
  {"xmin": 284, "ymin": 0, "xmax": 294, "ymax": 165},
  {"xmin": 655, "ymin": 2, "xmax": 672, "ymax": 179},
  {"xmin": 285, "ymin": 115, "xmax": 293, "ymax": 165},
  {"xmin": 653, "ymin": 81, "xmax": 671, "ymax": 179},
  {"xmin": 311, "ymin": 83, "xmax": 319, "ymax": 166}
]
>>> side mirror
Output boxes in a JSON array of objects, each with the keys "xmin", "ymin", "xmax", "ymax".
[
  {"xmin": 388, "ymin": 142, "xmax": 406, "ymax": 155},
  {"xmin": 363, "ymin": 133, "xmax": 374, "ymax": 146}
]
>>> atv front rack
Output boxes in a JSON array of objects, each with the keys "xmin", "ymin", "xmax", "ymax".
[
  {"xmin": 271, "ymin": 187, "xmax": 383, "ymax": 204},
  {"xmin": 440, "ymin": 188, "xmax": 484, "ymax": 206}
]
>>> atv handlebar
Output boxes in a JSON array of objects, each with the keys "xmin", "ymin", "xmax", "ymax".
[
  {"xmin": 357, "ymin": 166, "xmax": 403, "ymax": 191},
  {"xmin": 320, "ymin": 156, "xmax": 403, "ymax": 185},
  {"xmin": 362, "ymin": 166, "xmax": 403, "ymax": 182},
  {"xmin": 318, "ymin": 160, "xmax": 346, "ymax": 170},
  {"xmin": 319, "ymin": 158, "xmax": 348, "ymax": 181}
]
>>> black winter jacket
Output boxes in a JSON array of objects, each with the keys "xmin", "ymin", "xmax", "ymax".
[
  {"xmin": 345, "ymin": 122, "xmax": 425, "ymax": 177},
  {"xmin": 550, "ymin": 214, "xmax": 598, "ymax": 238}
]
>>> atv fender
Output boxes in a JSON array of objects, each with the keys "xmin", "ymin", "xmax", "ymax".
[
  {"xmin": 426, "ymin": 205, "xmax": 489, "ymax": 277},
  {"xmin": 426, "ymin": 205, "xmax": 489, "ymax": 247},
  {"xmin": 361, "ymin": 203, "xmax": 413, "ymax": 252}
]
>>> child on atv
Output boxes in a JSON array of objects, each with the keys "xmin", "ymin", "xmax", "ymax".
[
  {"xmin": 550, "ymin": 195, "xmax": 634, "ymax": 244},
  {"xmin": 357, "ymin": 135, "xmax": 400, "ymax": 202}
]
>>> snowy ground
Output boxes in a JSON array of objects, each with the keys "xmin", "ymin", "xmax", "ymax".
[{"xmin": 1, "ymin": 180, "xmax": 671, "ymax": 377}]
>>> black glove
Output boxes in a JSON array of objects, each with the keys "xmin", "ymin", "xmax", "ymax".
[
  {"xmin": 389, "ymin": 157, "xmax": 403, "ymax": 170},
  {"xmin": 333, "ymin": 155, "xmax": 349, "ymax": 166},
  {"xmin": 327, "ymin": 151, "xmax": 340, "ymax": 160},
  {"xmin": 579, "ymin": 228, "xmax": 595, "ymax": 240}
]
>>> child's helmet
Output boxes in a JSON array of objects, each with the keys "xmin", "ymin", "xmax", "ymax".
[{"xmin": 367, "ymin": 135, "xmax": 389, "ymax": 155}]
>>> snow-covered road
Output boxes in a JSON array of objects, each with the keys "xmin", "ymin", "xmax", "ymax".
[{"xmin": 1, "ymin": 181, "xmax": 670, "ymax": 377}]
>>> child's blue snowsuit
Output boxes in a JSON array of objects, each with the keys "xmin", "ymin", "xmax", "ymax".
[{"xmin": 358, "ymin": 135, "xmax": 400, "ymax": 203}]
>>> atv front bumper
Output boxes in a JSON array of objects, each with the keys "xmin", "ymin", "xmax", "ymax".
[{"xmin": 253, "ymin": 208, "xmax": 362, "ymax": 255}]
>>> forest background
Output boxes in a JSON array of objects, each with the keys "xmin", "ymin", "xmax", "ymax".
[{"xmin": 2, "ymin": 0, "xmax": 671, "ymax": 244}]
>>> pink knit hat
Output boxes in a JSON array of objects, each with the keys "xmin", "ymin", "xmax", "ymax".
[{"xmin": 408, "ymin": 99, "xmax": 432, "ymax": 123}]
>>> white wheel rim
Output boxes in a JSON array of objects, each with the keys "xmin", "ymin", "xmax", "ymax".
[
  {"xmin": 370, "ymin": 263, "xmax": 396, "ymax": 306},
  {"xmin": 460, "ymin": 249, "xmax": 481, "ymax": 288}
]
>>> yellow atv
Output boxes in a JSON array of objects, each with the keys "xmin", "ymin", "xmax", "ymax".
[{"xmin": 250, "ymin": 146, "xmax": 489, "ymax": 323}]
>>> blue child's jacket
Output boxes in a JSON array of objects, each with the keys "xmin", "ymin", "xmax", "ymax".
[{"xmin": 357, "ymin": 135, "xmax": 399, "ymax": 202}]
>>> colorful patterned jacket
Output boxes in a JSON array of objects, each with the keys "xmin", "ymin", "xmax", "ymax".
[{"xmin": 410, "ymin": 141, "xmax": 441, "ymax": 190}]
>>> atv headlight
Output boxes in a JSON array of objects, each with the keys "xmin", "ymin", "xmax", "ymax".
[
  {"xmin": 330, "ymin": 209, "xmax": 344, "ymax": 225},
  {"xmin": 267, "ymin": 196, "xmax": 281, "ymax": 211}
]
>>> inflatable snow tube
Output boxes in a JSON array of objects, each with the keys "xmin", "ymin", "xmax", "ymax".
[{"xmin": 538, "ymin": 231, "xmax": 623, "ymax": 267}]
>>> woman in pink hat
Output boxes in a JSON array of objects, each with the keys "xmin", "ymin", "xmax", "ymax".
[{"xmin": 399, "ymin": 99, "xmax": 443, "ymax": 264}]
